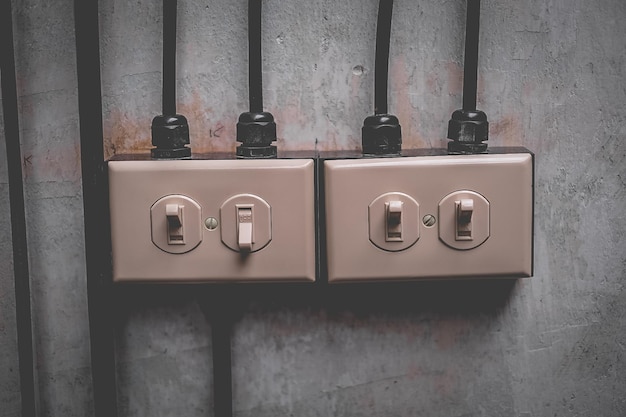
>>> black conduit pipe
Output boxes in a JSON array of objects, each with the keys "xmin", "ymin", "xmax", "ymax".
[
  {"xmin": 74, "ymin": 1, "xmax": 119, "ymax": 416},
  {"xmin": 447, "ymin": 0, "xmax": 489, "ymax": 154},
  {"xmin": 151, "ymin": 0, "xmax": 191, "ymax": 159},
  {"xmin": 374, "ymin": 0, "xmax": 393, "ymax": 115},
  {"xmin": 248, "ymin": 0, "xmax": 263, "ymax": 114},
  {"xmin": 236, "ymin": 0, "xmax": 277, "ymax": 158},
  {"xmin": 163, "ymin": 0, "xmax": 177, "ymax": 116},
  {"xmin": 0, "ymin": 2, "xmax": 37, "ymax": 416},
  {"xmin": 462, "ymin": 0, "xmax": 480, "ymax": 112},
  {"xmin": 211, "ymin": 299, "xmax": 234, "ymax": 417},
  {"xmin": 362, "ymin": 0, "xmax": 402, "ymax": 156}
]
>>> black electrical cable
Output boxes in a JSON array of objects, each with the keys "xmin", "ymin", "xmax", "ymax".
[
  {"xmin": 446, "ymin": 0, "xmax": 488, "ymax": 154},
  {"xmin": 236, "ymin": 0, "xmax": 276, "ymax": 158},
  {"xmin": 0, "ymin": 2, "xmax": 37, "ymax": 416},
  {"xmin": 362, "ymin": 0, "xmax": 401, "ymax": 156},
  {"xmin": 163, "ymin": 0, "xmax": 177, "ymax": 115},
  {"xmin": 74, "ymin": 1, "xmax": 119, "ymax": 416},
  {"xmin": 462, "ymin": 0, "xmax": 480, "ymax": 111},
  {"xmin": 248, "ymin": 0, "xmax": 263, "ymax": 113},
  {"xmin": 374, "ymin": 0, "xmax": 393, "ymax": 115},
  {"xmin": 151, "ymin": 0, "xmax": 190, "ymax": 159}
]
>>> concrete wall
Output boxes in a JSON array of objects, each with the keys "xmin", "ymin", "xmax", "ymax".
[{"xmin": 1, "ymin": 0, "xmax": 625, "ymax": 416}]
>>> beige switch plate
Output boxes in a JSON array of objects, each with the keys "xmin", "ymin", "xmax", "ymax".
[
  {"xmin": 324, "ymin": 152, "xmax": 533, "ymax": 282},
  {"xmin": 109, "ymin": 159, "xmax": 316, "ymax": 283}
]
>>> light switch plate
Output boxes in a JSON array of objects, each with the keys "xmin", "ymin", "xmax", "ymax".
[
  {"xmin": 109, "ymin": 159, "xmax": 316, "ymax": 283},
  {"xmin": 323, "ymin": 151, "xmax": 533, "ymax": 282}
]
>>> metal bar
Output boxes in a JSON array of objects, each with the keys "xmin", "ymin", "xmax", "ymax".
[
  {"xmin": 73, "ymin": 1, "xmax": 119, "ymax": 416},
  {"xmin": 0, "ymin": 1, "xmax": 38, "ymax": 415}
]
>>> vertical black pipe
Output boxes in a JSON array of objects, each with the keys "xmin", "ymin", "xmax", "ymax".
[
  {"xmin": 163, "ymin": 0, "xmax": 177, "ymax": 115},
  {"xmin": 374, "ymin": 0, "xmax": 393, "ymax": 115},
  {"xmin": 248, "ymin": 0, "xmax": 263, "ymax": 113},
  {"xmin": 212, "ymin": 307, "xmax": 233, "ymax": 417},
  {"xmin": 462, "ymin": 0, "xmax": 480, "ymax": 111},
  {"xmin": 0, "ymin": 2, "xmax": 37, "ymax": 416},
  {"xmin": 74, "ymin": 1, "xmax": 119, "ymax": 417}
]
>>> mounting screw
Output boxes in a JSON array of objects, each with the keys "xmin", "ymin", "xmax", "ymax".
[
  {"xmin": 205, "ymin": 217, "xmax": 218, "ymax": 231},
  {"xmin": 423, "ymin": 214, "xmax": 436, "ymax": 227}
]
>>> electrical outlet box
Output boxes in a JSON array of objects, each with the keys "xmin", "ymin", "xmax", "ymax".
[
  {"xmin": 323, "ymin": 151, "xmax": 533, "ymax": 282},
  {"xmin": 109, "ymin": 159, "xmax": 316, "ymax": 283}
]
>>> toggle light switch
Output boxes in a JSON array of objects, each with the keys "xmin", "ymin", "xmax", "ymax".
[
  {"xmin": 385, "ymin": 200, "xmax": 403, "ymax": 241},
  {"xmin": 368, "ymin": 192, "xmax": 419, "ymax": 252},
  {"xmin": 221, "ymin": 194, "xmax": 271, "ymax": 253},
  {"xmin": 150, "ymin": 195, "xmax": 202, "ymax": 254},
  {"xmin": 455, "ymin": 198, "xmax": 474, "ymax": 240},
  {"xmin": 237, "ymin": 206, "xmax": 254, "ymax": 251},
  {"xmin": 166, "ymin": 203, "xmax": 184, "ymax": 244},
  {"xmin": 439, "ymin": 190, "xmax": 489, "ymax": 250}
]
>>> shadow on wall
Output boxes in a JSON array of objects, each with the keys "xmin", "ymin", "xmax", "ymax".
[{"xmin": 112, "ymin": 279, "xmax": 517, "ymax": 322}]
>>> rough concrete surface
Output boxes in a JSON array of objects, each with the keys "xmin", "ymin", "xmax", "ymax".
[{"xmin": 1, "ymin": 0, "xmax": 625, "ymax": 416}]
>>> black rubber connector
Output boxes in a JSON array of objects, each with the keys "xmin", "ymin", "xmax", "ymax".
[
  {"xmin": 236, "ymin": 111, "xmax": 277, "ymax": 158},
  {"xmin": 151, "ymin": 114, "xmax": 191, "ymax": 159},
  {"xmin": 447, "ymin": 109, "xmax": 488, "ymax": 154},
  {"xmin": 362, "ymin": 114, "xmax": 402, "ymax": 156}
]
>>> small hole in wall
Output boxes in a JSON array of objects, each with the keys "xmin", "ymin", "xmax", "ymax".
[{"xmin": 352, "ymin": 65, "xmax": 365, "ymax": 76}]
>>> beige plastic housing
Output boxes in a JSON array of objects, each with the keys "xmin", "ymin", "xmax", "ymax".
[
  {"xmin": 109, "ymin": 159, "xmax": 316, "ymax": 283},
  {"xmin": 324, "ymin": 153, "xmax": 533, "ymax": 282}
]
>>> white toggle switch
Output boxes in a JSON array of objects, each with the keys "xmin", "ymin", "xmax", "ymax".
[
  {"xmin": 455, "ymin": 198, "xmax": 474, "ymax": 240},
  {"xmin": 368, "ymin": 192, "xmax": 419, "ymax": 252},
  {"xmin": 439, "ymin": 190, "xmax": 489, "ymax": 250},
  {"xmin": 385, "ymin": 200, "xmax": 403, "ymax": 241},
  {"xmin": 237, "ymin": 206, "xmax": 254, "ymax": 251},
  {"xmin": 149, "ymin": 195, "xmax": 202, "ymax": 254},
  {"xmin": 166, "ymin": 203, "xmax": 185, "ymax": 244},
  {"xmin": 220, "ymin": 194, "xmax": 272, "ymax": 254}
]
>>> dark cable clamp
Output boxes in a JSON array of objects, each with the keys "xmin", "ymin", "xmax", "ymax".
[
  {"xmin": 236, "ymin": 111, "xmax": 277, "ymax": 158},
  {"xmin": 151, "ymin": 114, "xmax": 191, "ymax": 159},
  {"xmin": 362, "ymin": 114, "xmax": 402, "ymax": 156},
  {"xmin": 447, "ymin": 109, "xmax": 488, "ymax": 154}
]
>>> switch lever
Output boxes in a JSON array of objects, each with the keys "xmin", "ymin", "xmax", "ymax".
[
  {"xmin": 166, "ymin": 203, "xmax": 184, "ymax": 244},
  {"xmin": 456, "ymin": 198, "xmax": 474, "ymax": 240},
  {"xmin": 385, "ymin": 200, "xmax": 403, "ymax": 241},
  {"xmin": 237, "ymin": 207, "xmax": 254, "ymax": 251}
]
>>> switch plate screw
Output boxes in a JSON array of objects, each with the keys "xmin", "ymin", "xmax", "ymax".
[
  {"xmin": 423, "ymin": 214, "xmax": 436, "ymax": 227},
  {"xmin": 205, "ymin": 217, "xmax": 218, "ymax": 230}
]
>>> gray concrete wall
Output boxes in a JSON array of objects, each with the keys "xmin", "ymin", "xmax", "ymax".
[{"xmin": 1, "ymin": 0, "xmax": 625, "ymax": 416}]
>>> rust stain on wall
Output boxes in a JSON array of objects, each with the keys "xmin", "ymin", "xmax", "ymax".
[
  {"xmin": 179, "ymin": 92, "xmax": 236, "ymax": 154},
  {"xmin": 491, "ymin": 115, "xmax": 522, "ymax": 146},
  {"xmin": 104, "ymin": 110, "xmax": 151, "ymax": 159}
]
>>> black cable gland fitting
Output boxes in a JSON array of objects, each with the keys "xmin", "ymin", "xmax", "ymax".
[
  {"xmin": 447, "ymin": 109, "xmax": 489, "ymax": 154},
  {"xmin": 236, "ymin": 111, "xmax": 277, "ymax": 158},
  {"xmin": 362, "ymin": 114, "xmax": 402, "ymax": 156},
  {"xmin": 151, "ymin": 114, "xmax": 191, "ymax": 159}
]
